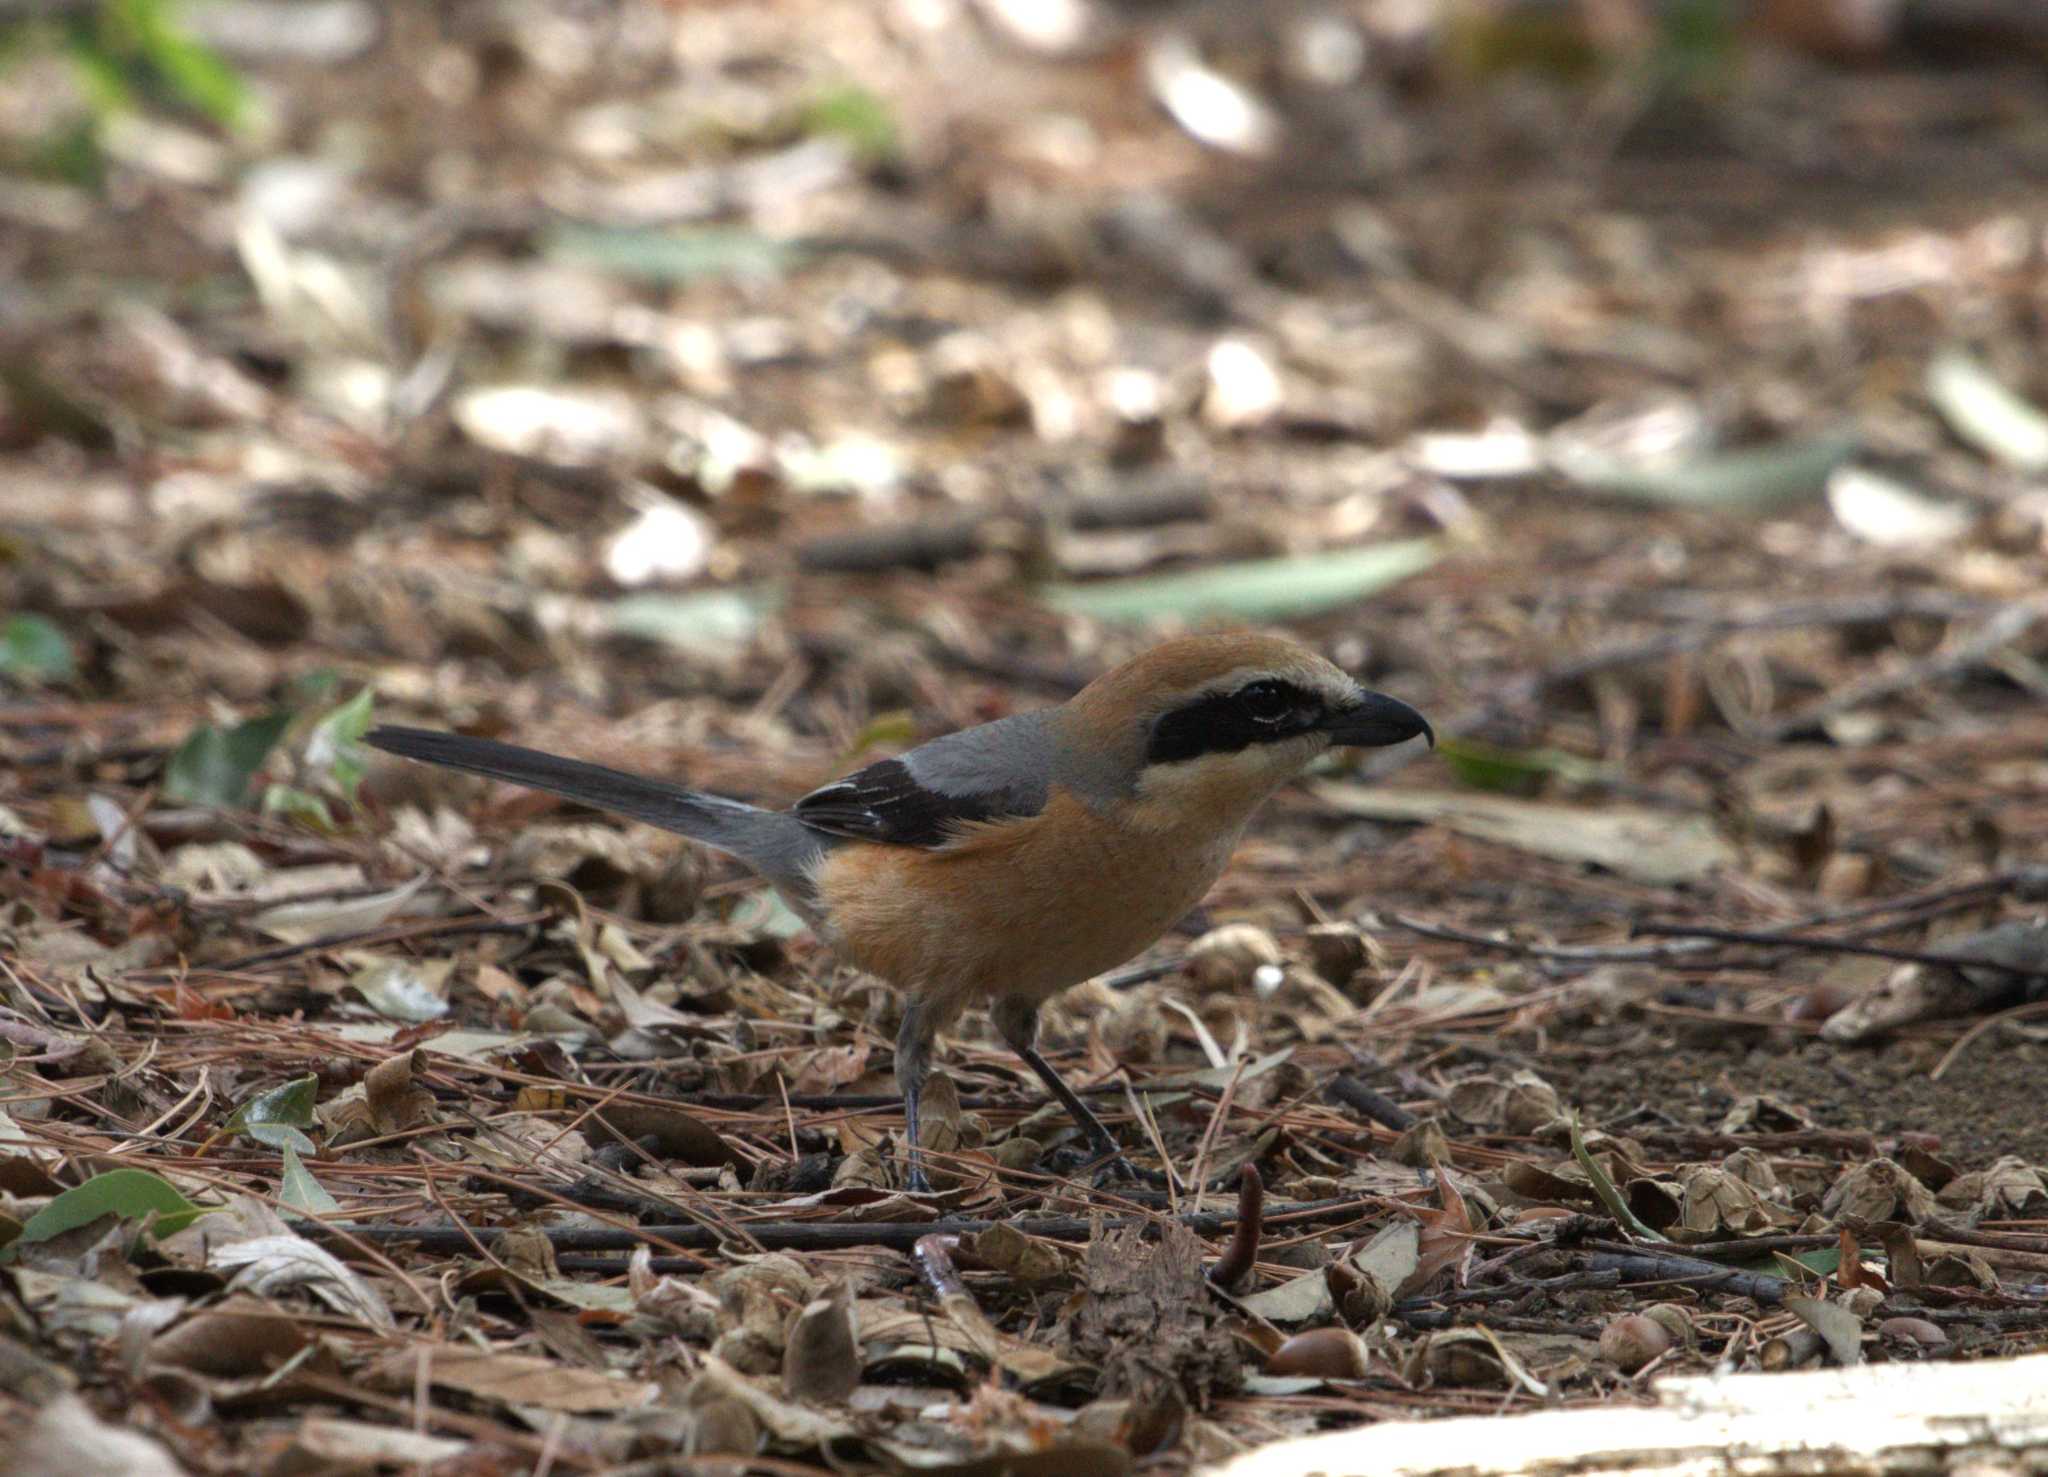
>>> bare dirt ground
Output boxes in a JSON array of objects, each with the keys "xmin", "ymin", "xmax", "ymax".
[{"xmin": 3, "ymin": 2, "xmax": 2048, "ymax": 1473}]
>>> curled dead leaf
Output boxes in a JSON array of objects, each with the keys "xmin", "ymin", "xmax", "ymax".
[
  {"xmin": 1265, "ymin": 1327, "xmax": 1370, "ymax": 1380},
  {"xmin": 782, "ymin": 1280, "xmax": 860, "ymax": 1403},
  {"xmin": 1822, "ymin": 1159, "xmax": 1939, "ymax": 1225},
  {"xmin": 362, "ymin": 1050, "xmax": 436, "ymax": 1135},
  {"xmin": 1599, "ymin": 1313, "xmax": 1673, "ymax": 1373}
]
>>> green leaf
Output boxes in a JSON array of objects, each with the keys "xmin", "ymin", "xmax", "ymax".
[
  {"xmin": 1313, "ymin": 783, "xmax": 1739, "ymax": 886},
  {"xmin": 132, "ymin": 15, "xmax": 246, "ymax": 128},
  {"xmin": 730, "ymin": 888, "xmax": 810, "ymax": 940},
  {"xmin": 64, "ymin": 26, "xmax": 139, "ymax": 116},
  {"xmin": 163, "ymin": 708, "xmax": 292, "ymax": 807},
  {"xmin": 288, "ymin": 668, "xmax": 343, "ymax": 708},
  {"xmin": 608, "ymin": 585, "xmax": 778, "ymax": 650},
  {"xmin": 305, "ymin": 686, "xmax": 375, "ymax": 806},
  {"xmin": 346, "ymin": 958, "xmax": 451, "ymax": 1024},
  {"xmin": 62, "ymin": 0, "xmax": 246, "ymax": 130},
  {"xmin": 26, "ymin": 117, "xmax": 108, "ymax": 189},
  {"xmin": 0, "ymin": 614, "xmax": 75, "ymax": 683},
  {"xmin": 261, "ymin": 784, "xmax": 335, "ymax": 831},
  {"xmin": 224, "ymin": 1073, "xmax": 319, "ymax": 1154},
  {"xmin": 801, "ymin": 83, "xmax": 898, "ymax": 163},
  {"xmin": 1926, "ymin": 351, "xmax": 2048, "ymax": 472},
  {"xmin": 278, "ymin": 1143, "xmax": 340, "ymax": 1215},
  {"xmin": 11, "ymin": 1168, "xmax": 214, "ymax": 1251},
  {"xmin": 1567, "ymin": 1110, "xmax": 1667, "ymax": 1244},
  {"xmin": 842, "ymin": 711, "xmax": 916, "ymax": 762},
  {"xmin": 1042, "ymin": 538, "xmax": 1442, "ymax": 624},
  {"xmin": 544, "ymin": 225, "xmax": 806, "ymax": 286},
  {"xmin": 1436, "ymin": 737, "xmax": 1613, "ymax": 795},
  {"xmin": 1558, "ymin": 433, "xmax": 1856, "ymax": 509},
  {"xmin": 1772, "ymin": 1247, "xmax": 1841, "ymax": 1278}
]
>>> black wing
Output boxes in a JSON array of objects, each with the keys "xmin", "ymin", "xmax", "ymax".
[{"xmin": 792, "ymin": 757, "xmax": 1037, "ymax": 848}]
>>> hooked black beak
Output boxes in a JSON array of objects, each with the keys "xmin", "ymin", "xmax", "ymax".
[{"xmin": 1322, "ymin": 689, "xmax": 1433, "ymax": 749}]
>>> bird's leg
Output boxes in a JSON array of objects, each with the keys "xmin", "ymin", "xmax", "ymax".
[
  {"xmin": 895, "ymin": 997, "xmax": 937, "ymax": 1194},
  {"xmin": 989, "ymin": 996, "xmax": 1142, "ymax": 1182}
]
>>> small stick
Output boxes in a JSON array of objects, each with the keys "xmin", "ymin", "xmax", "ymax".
[
  {"xmin": 1206, "ymin": 1166, "xmax": 1265, "ymax": 1290},
  {"xmin": 1580, "ymin": 1247, "xmax": 1788, "ymax": 1305},
  {"xmin": 1325, "ymin": 1074, "xmax": 1418, "ymax": 1133},
  {"xmin": 1633, "ymin": 922, "xmax": 2048, "ymax": 980},
  {"xmin": 1392, "ymin": 914, "xmax": 1714, "ymax": 966},
  {"xmin": 295, "ymin": 1191, "xmax": 1387, "ymax": 1255},
  {"xmin": 1752, "ymin": 596, "xmax": 2048, "ymax": 741},
  {"xmin": 913, "ymin": 1233, "xmax": 967, "ymax": 1299}
]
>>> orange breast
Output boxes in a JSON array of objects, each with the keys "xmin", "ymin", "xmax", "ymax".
[{"xmin": 807, "ymin": 788, "xmax": 1237, "ymax": 1016}]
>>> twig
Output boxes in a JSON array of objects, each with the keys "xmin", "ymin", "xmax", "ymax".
[
  {"xmin": 1930, "ymin": 999, "xmax": 2048, "ymax": 1080},
  {"xmin": 1633, "ymin": 1126, "xmax": 1878, "ymax": 1156},
  {"xmin": 913, "ymin": 1233, "xmax": 967, "ymax": 1299},
  {"xmin": 295, "ymin": 1191, "xmax": 1386, "ymax": 1255},
  {"xmin": 669, "ymin": 1082, "xmax": 1136, "ymax": 1111},
  {"xmin": 194, "ymin": 912, "xmax": 545, "ymax": 974},
  {"xmin": 1395, "ymin": 1309, "xmax": 1605, "ymax": 1336},
  {"xmin": 1581, "ymin": 1248, "xmax": 1788, "ymax": 1305},
  {"xmin": 1207, "ymin": 1167, "xmax": 1264, "ymax": 1289},
  {"xmin": 1752, "ymin": 595, "xmax": 2048, "ymax": 740},
  {"xmin": 1636, "ymin": 1232, "xmax": 1837, "ymax": 1261},
  {"xmin": 1391, "ymin": 914, "xmax": 1715, "ymax": 966},
  {"xmin": 1632, "ymin": 922, "xmax": 2048, "ymax": 980},
  {"xmin": 1783, "ymin": 868, "xmax": 2048, "ymax": 934},
  {"xmin": 1920, "ymin": 1221, "xmax": 2048, "ymax": 1257},
  {"xmin": 796, "ymin": 480, "xmax": 1209, "ymax": 573},
  {"xmin": 1392, "ymin": 868, "xmax": 2048, "ymax": 978},
  {"xmin": 1360, "ymin": 591, "xmax": 2015, "ymax": 779},
  {"xmin": 1325, "ymin": 1074, "xmax": 1418, "ymax": 1133},
  {"xmin": 1187, "ymin": 1055, "xmax": 1247, "ymax": 1203}
]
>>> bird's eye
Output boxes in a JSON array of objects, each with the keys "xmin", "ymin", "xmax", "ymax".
[{"xmin": 1236, "ymin": 680, "xmax": 1293, "ymax": 723}]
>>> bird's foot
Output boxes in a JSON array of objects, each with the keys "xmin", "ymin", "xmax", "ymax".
[
  {"xmin": 1095, "ymin": 1155, "xmax": 1178, "ymax": 1192},
  {"xmin": 1045, "ymin": 1141, "xmax": 1175, "ymax": 1192}
]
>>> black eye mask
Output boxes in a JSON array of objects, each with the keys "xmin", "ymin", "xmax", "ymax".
[{"xmin": 1146, "ymin": 680, "xmax": 1325, "ymax": 765}]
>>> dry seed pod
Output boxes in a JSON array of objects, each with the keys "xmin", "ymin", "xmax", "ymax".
[
  {"xmin": 1186, "ymin": 924, "xmax": 1283, "ymax": 993},
  {"xmin": 1420, "ymin": 1331, "xmax": 1508, "ymax": 1388},
  {"xmin": 1599, "ymin": 1313, "xmax": 1674, "ymax": 1373},
  {"xmin": 1877, "ymin": 1316, "xmax": 1947, "ymax": 1347},
  {"xmin": 1265, "ymin": 1327, "xmax": 1371, "ymax": 1380},
  {"xmin": 1500, "ymin": 1073, "xmax": 1563, "ymax": 1135},
  {"xmin": 682, "ymin": 1396, "xmax": 760, "ymax": 1456},
  {"xmin": 1817, "ymin": 852, "xmax": 1876, "ymax": 901},
  {"xmin": 1391, "ymin": 1118, "xmax": 1450, "ymax": 1168},
  {"xmin": 1304, "ymin": 922, "xmax": 1373, "ymax": 991},
  {"xmin": 1822, "ymin": 1158, "xmax": 1940, "ymax": 1224},
  {"xmin": 1101, "ymin": 992, "xmax": 1169, "ymax": 1062},
  {"xmin": 1643, "ymin": 1303, "xmax": 1694, "ymax": 1345},
  {"xmin": 1760, "ymin": 1326, "xmax": 1824, "ymax": 1371},
  {"xmin": 1785, "ymin": 979, "xmax": 1858, "ymax": 1024}
]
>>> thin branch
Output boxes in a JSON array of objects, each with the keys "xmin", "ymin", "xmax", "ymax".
[
  {"xmin": 296, "ymin": 1191, "xmax": 1388, "ymax": 1256},
  {"xmin": 1750, "ymin": 596, "xmax": 2048, "ymax": 741},
  {"xmin": 1633, "ymin": 921, "xmax": 2048, "ymax": 979}
]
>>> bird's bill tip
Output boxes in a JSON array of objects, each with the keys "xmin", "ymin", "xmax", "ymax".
[{"xmin": 1323, "ymin": 689, "xmax": 1433, "ymax": 749}]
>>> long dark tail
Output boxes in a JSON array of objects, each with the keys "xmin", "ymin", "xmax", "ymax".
[{"xmin": 365, "ymin": 726, "xmax": 805, "ymax": 867}]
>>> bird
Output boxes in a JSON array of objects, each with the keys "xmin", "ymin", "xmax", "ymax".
[{"xmin": 365, "ymin": 632, "xmax": 1431, "ymax": 1191}]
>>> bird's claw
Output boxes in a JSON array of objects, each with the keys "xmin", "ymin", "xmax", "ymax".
[
  {"xmin": 1039, "ymin": 1139, "xmax": 1176, "ymax": 1191},
  {"xmin": 1087, "ymin": 1146, "xmax": 1178, "ymax": 1192}
]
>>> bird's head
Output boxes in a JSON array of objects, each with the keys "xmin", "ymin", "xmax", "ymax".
[{"xmin": 1060, "ymin": 632, "xmax": 1431, "ymax": 831}]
